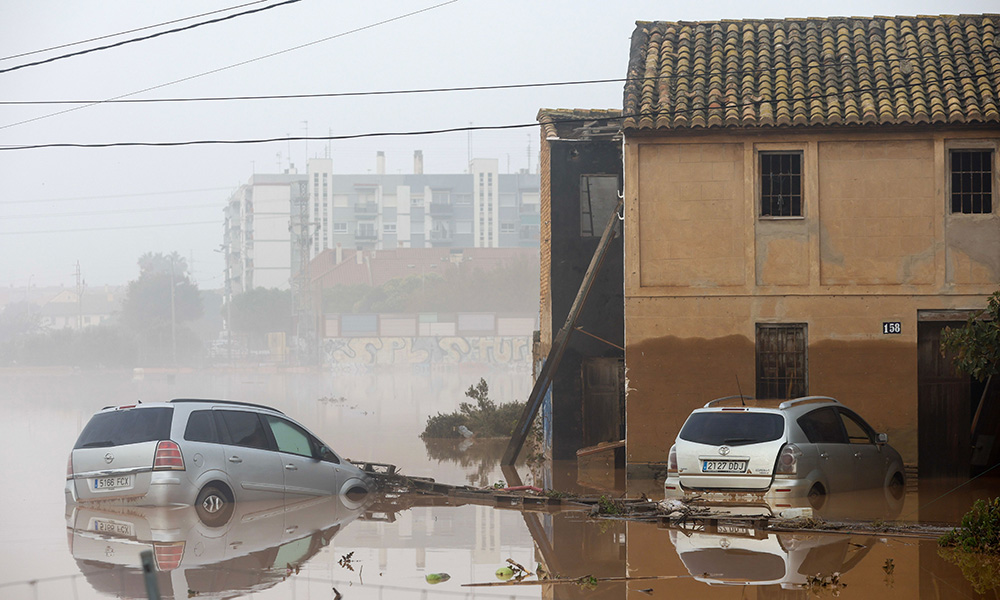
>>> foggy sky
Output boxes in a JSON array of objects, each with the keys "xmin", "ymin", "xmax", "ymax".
[{"xmin": 1, "ymin": 0, "xmax": 995, "ymax": 289}]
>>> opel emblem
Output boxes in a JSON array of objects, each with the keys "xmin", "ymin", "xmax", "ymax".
[
  {"xmin": 718, "ymin": 446, "xmax": 731, "ymax": 456},
  {"xmin": 104, "ymin": 452, "xmax": 114, "ymax": 464}
]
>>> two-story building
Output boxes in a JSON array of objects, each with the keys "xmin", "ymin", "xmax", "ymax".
[{"xmin": 620, "ymin": 14, "xmax": 1000, "ymax": 481}]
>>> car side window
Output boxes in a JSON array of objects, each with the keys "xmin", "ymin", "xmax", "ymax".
[
  {"xmin": 217, "ymin": 410, "xmax": 272, "ymax": 450},
  {"xmin": 265, "ymin": 416, "xmax": 316, "ymax": 458},
  {"xmin": 839, "ymin": 410, "xmax": 875, "ymax": 445},
  {"xmin": 184, "ymin": 410, "xmax": 218, "ymax": 443},
  {"xmin": 797, "ymin": 407, "xmax": 848, "ymax": 444}
]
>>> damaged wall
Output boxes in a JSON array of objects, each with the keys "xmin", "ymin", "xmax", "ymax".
[{"xmin": 623, "ymin": 128, "xmax": 999, "ymax": 476}]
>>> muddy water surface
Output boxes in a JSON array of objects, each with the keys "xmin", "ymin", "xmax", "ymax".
[{"xmin": 2, "ymin": 368, "xmax": 999, "ymax": 599}]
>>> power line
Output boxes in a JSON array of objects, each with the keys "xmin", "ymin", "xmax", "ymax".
[
  {"xmin": 2, "ymin": 47, "xmax": 995, "ymax": 107},
  {"xmin": 0, "ymin": 220, "xmax": 219, "ymax": 235},
  {"xmin": 0, "ymin": 203, "xmax": 222, "ymax": 220},
  {"xmin": 0, "ymin": 0, "xmax": 461, "ymax": 132},
  {"xmin": 1, "ymin": 70, "xmax": 996, "ymax": 152},
  {"xmin": 0, "ymin": 0, "xmax": 304, "ymax": 75},
  {"xmin": 0, "ymin": 1, "xmax": 271, "ymax": 62},
  {"xmin": 0, "ymin": 186, "xmax": 233, "ymax": 205}
]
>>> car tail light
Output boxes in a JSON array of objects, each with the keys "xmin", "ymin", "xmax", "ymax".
[
  {"xmin": 668, "ymin": 445, "xmax": 678, "ymax": 473},
  {"xmin": 153, "ymin": 541, "xmax": 185, "ymax": 571},
  {"xmin": 153, "ymin": 440, "xmax": 185, "ymax": 471},
  {"xmin": 66, "ymin": 454, "xmax": 74, "ymax": 479},
  {"xmin": 775, "ymin": 444, "xmax": 801, "ymax": 475}
]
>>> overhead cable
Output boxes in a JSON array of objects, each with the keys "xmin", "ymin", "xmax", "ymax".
[
  {"xmin": 0, "ymin": 0, "xmax": 461, "ymax": 131},
  {"xmin": 0, "ymin": 1, "xmax": 271, "ymax": 62},
  {"xmin": 0, "ymin": 0, "xmax": 304, "ymax": 75},
  {"xmin": 1, "ymin": 70, "xmax": 996, "ymax": 152},
  {"xmin": 1, "ymin": 47, "xmax": 995, "ymax": 106}
]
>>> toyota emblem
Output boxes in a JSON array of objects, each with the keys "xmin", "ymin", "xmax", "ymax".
[
  {"xmin": 718, "ymin": 446, "xmax": 731, "ymax": 456},
  {"xmin": 104, "ymin": 452, "xmax": 114, "ymax": 464}
]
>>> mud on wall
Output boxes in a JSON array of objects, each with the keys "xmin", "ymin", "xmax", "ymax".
[
  {"xmin": 625, "ymin": 294, "xmax": 926, "ymax": 470},
  {"xmin": 321, "ymin": 336, "xmax": 532, "ymax": 370}
]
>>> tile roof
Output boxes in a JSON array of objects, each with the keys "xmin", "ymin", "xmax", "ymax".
[{"xmin": 623, "ymin": 14, "xmax": 1000, "ymax": 130}]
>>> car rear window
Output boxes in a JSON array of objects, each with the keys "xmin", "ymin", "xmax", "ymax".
[
  {"xmin": 679, "ymin": 412, "xmax": 785, "ymax": 446},
  {"xmin": 74, "ymin": 407, "xmax": 173, "ymax": 449}
]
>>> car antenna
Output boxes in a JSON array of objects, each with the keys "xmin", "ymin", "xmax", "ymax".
[{"xmin": 735, "ymin": 373, "xmax": 745, "ymax": 406}]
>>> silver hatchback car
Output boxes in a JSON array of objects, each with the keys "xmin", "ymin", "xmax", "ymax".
[
  {"xmin": 66, "ymin": 399, "xmax": 370, "ymax": 525},
  {"xmin": 663, "ymin": 396, "xmax": 905, "ymax": 509}
]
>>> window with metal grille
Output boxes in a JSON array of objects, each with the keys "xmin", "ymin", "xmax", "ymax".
[
  {"xmin": 951, "ymin": 150, "xmax": 993, "ymax": 214},
  {"xmin": 760, "ymin": 152, "xmax": 803, "ymax": 217},
  {"xmin": 756, "ymin": 323, "xmax": 808, "ymax": 399}
]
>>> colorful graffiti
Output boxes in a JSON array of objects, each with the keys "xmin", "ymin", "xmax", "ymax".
[{"xmin": 321, "ymin": 336, "xmax": 532, "ymax": 369}]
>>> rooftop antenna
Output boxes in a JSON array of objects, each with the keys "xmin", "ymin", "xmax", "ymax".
[{"xmin": 736, "ymin": 372, "xmax": 745, "ymax": 406}]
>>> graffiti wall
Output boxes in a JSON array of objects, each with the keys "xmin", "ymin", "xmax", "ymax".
[{"xmin": 321, "ymin": 336, "xmax": 532, "ymax": 371}]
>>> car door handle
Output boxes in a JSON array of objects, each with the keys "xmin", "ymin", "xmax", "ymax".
[
  {"xmin": 228, "ymin": 456, "xmax": 242, "ymax": 463},
  {"xmin": 854, "ymin": 452, "xmax": 863, "ymax": 459},
  {"xmin": 819, "ymin": 452, "xmax": 829, "ymax": 459},
  {"xmin": 285, "ymin": 464, "xmax": 298, "ymax": 471},
  {"xmin": 285, "ymin": 526, "xmax": 298, "ymax": 534}
]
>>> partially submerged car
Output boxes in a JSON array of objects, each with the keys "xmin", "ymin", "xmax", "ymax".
[
  {"xmin": 66, "ymin": 399, "xmax": 370, "ymax": 524},
  {"xmin": 664, "ymin": 396, "xmax": 905, "ymax": 508}
]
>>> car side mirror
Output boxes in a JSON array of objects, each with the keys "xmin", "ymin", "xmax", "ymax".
[{"xmin": 877, "ymin": 433, "xmax": 888, "ymax": 445}]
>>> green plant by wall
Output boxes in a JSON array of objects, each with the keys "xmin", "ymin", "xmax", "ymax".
[{"xmin": 939, "ymin": 498, "xmax": 1000, "ymax": 553}]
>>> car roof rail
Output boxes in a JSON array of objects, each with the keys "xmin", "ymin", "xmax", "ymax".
[
  {"xmin": 777, "ymin": 396, "xmax": 840, "ymax": 410},
  {"xmin": 703, "ymin": 395, "xmax": 756, "ymax": 408},
  {"xmin": 169, "ymin": 398, "xmax": 285, "ymax": 414}
]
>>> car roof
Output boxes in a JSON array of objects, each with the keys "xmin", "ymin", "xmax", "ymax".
[
  {"xmin": 98, "ymin": 399, "xmax": 284, "ymax": 415},
  {"xmin": 699, "ymin": 395, "xmax": 840, "ymax": 412}
]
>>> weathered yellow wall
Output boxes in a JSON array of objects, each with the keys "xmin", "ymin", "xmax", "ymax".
[{"xmin": 623, "ymin": 129, "xmax": 999, "ymax": 472}]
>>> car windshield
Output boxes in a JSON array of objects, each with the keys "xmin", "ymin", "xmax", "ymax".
[
  {"xmin": 74, "ymin": 407, "xmax": 173, "ymax": 448},
  {"xmin": 679, "ymin": 412, "xmax": 785, "ymax": 446}
]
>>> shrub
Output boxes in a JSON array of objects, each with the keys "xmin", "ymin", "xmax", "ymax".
[
  {"xmin": 420, "ymin": 378, "xmax": 526, "ymax": 439},
  {"xmin": 940, "ymin": 498, "xmax": 1000, "ymax": 553}
]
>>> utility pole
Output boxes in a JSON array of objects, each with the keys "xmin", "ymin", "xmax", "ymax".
[
  {"xmin": 75, "ymin": 261, "xmax": 85, "ymax": 329},
  {"xmin": 170, "ymin": 258, "xmax": 177, "ymax": 366}
]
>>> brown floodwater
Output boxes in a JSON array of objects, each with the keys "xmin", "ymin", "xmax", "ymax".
[{"xmin": 2, "ymin": 368, "xmax": 999, "ymax": 599}]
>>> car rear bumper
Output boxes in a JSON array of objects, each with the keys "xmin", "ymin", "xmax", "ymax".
[
  {"xmin": 66, "ymin": 471, "xmax": 196, "ymax": 507},
  {"xmin": 664, "ymin": 475, "xmax": 814, "ymax": 502}
]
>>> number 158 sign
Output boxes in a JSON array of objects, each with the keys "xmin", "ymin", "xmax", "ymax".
[{"xmin": 883, "ymin": 322, "xmax": 902, "ymax": 335}]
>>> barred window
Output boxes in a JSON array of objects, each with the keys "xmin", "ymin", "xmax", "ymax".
[
  {"xmin": 756, "ymin": 323, "xmax": 808, "ymax": 400},
  {"xmin": 760, "ymin": 152, "xmax": 802, "ymax": 217},
  {"xmin": 951, "ymin": 150, "xmax": 993, "ymax": 214}
]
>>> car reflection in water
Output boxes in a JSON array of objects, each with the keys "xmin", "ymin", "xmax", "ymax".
[
  {"xmin": 668, "ymin": 522, "xmax": 876, "ymax": 592},
  {"xmin": 67, "ymin": 491, "xmax": 370, "ymax": 599}
]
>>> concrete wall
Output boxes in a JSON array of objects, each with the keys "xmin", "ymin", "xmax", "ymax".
[{"xmin": 623, "ymin": 128, "xmax": 999, "ymax": 473}]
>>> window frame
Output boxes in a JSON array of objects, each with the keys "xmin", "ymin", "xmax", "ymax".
[
  {"xmin": 758, "ymin": 150, "xmax": 805, "ymax": 219},
  {"xmin": 948, "ymin": 145, "xmax": 996, "ymax": 215},
  {"xmin": 755, "ymin": 323, "xmax": 808, "ymax": 400}
]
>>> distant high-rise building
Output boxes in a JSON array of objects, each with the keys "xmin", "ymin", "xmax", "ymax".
[{"xmin": 222, "ymin": 154, "xmax": 540, "ymax": 294}]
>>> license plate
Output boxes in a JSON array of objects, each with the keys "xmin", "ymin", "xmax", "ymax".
[
  {"xmin": 90, "ymin": 518, "xmax": 135, "ymax": 538},
  {"xmin": 702, "ymin": 460, "xmax": 748, "ymax": 473},
  {"xmin": 718, "ymin": 524, "xmax": 749, "ymax": 536},
  {"xmin": 93, "ymin": 475, "xmax": 133, "ymax": 490}
]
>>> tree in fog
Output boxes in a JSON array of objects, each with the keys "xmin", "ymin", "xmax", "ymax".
[
  {"xmin": 229, "ymin": 288, "xmax": 292, "ymax": 349},
  {"xmin": 120, "ymin": 252, "xmax": 203, "ymax": 364}
]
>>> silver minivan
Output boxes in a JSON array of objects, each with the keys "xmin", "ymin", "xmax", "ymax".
[
  {"xmin": 664, "ymin": 396, "xmax": 905, "ymax": 509},
  {"xmin": 66, "ymin": 399, "xmax": 370, "ymax": 525}
]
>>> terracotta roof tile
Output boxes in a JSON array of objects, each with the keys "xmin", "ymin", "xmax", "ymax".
[{"xmin": 623, "ymin": 14, "xmax": 1000, "ymax": 130}]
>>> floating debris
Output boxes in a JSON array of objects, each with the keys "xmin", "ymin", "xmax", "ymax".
[{"xmin": 425, "ymin": 573, "xmax": 451, "ymax": 584}]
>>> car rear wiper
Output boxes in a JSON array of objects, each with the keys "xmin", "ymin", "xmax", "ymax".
[
  {"xmin": 79, "ymin": 440, "xmax": 114, "ymax": 448},
  {"xmin": 722, "ymin": 437, "xmax": 756, "ymax": 444}
]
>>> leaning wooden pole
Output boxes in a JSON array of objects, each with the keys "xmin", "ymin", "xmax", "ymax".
[{"xmin": 502, "ymin": 197, "xmax": 623, "ymax": 465}]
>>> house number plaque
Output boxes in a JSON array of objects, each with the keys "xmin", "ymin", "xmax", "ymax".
[{"xmin": 882, "ymin": 322, "xmax": 902, "ymax": 334}]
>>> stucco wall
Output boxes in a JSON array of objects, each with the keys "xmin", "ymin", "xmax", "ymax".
[{"xmin": 624, "ymin": 129, "xmax": 999, "ymax": 473}]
